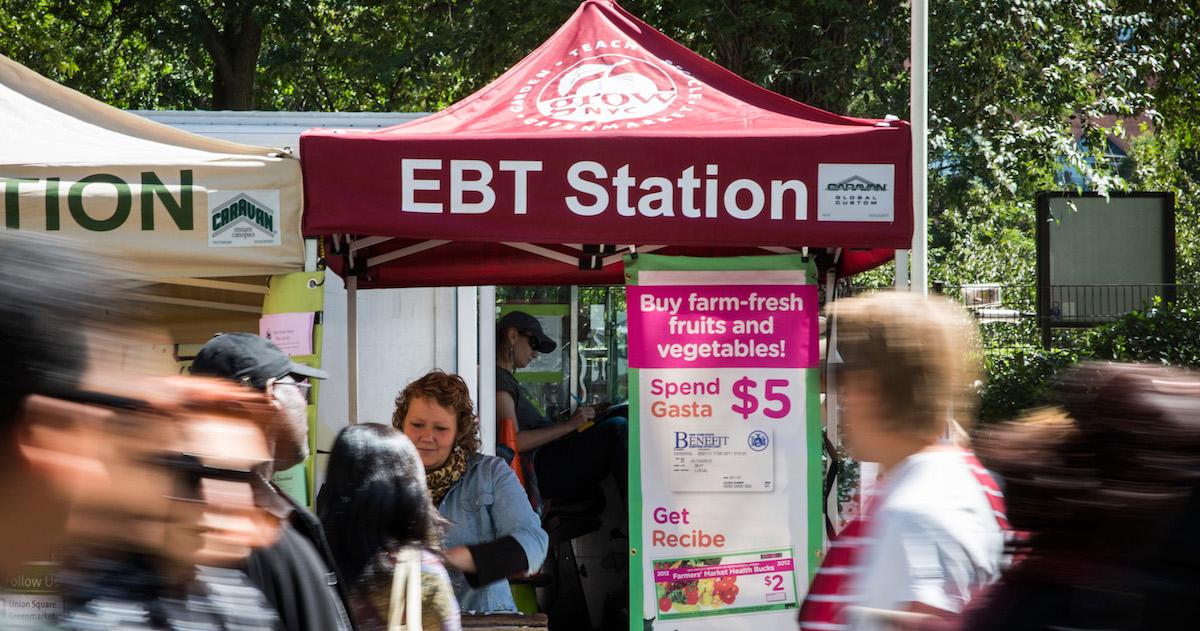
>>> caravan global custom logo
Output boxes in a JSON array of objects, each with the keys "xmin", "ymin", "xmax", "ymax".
[
  {"xmin": 825, "ymin": 176, "xmax": 888, "ymax": 193},
  {"xmin": 208, "ymin": 190, "xmax": 281, "ymax": 247},
  {"xmin": 508, "ymin": 39, "xmax": 702, "ymax": 132},
  {"xmin": 816, "ymin": 164, "xmax": 896, "ymax": 223}
]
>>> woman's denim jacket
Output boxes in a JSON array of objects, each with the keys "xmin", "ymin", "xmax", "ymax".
[{"xmin": 438, "ymin": 453, "xmax": 548, "ymax": 614}]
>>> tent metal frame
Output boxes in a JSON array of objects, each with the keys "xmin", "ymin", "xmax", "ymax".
[{"xmin": 340, "ymin": 233, "xmax": 819, "ymax": 444}]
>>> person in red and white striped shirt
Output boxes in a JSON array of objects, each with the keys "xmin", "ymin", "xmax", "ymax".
[{"xmin": 799, "ymin": 292, "xmax": 1006, "ymax": 631}]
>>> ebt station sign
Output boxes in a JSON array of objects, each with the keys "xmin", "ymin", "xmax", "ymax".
[
  {"xmin": 399, "ymin": 158, "xmax": 896, "ymax": 225},
  {"xmin": 400, "ymin": 159, "xmax": 810, "ymax": 222},
  {"xmin": 509, "ymin": 38, "xmax": 703, "ymax": 131}
]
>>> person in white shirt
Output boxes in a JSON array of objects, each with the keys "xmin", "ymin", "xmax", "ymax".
[
  {"xmin": 800, "ymin": 292, "xmax": 1006, "ymax": 631},
  {"xmin": 849, "ymin": 449, "xmax": 1005, "ymax": 621}
]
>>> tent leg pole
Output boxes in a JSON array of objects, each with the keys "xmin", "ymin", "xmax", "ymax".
[
  {"xmin": 570, "ymin": 286, "xmax": 580, "ymax": 403},
  {"xmin": 824, "ymin": 268, "xmax": 840, "ymax": 535},
  {"xmin": 478, "ymin": 286, "xmax": 497, "ymax": 455},
  {"xmin": 457, "ymin": 286, "xmax": 480, "ymax": 425},
  {"xmin": 910, "ymin": 0, "xmax": 929, "ymax": 295},
  {"xmin": 303, "ymin": 239, "xmax": 319, "ymax": 273},
  {"xmin": 347, "ymin": 275, "xmax": 359, "ymax": 425},
  {"xmin": 894, "ymin": 250, "xmax": 909, "ymax": 289}
]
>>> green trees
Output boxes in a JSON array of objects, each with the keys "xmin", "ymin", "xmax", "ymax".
[
  {"xmin": 979, "ymin": 298, "xmax": 1200, "ymax": 422},
  {"xmin": 7, "ymin": 0, "xmax": 1196, "ymax": 301},
  {"xmin": 3, "ymin": 0, "xmax": 1197, "ymax": 285},
  {"xmin": 5, "ymin": 0, "xmax": 1199, "ymax": 423}
]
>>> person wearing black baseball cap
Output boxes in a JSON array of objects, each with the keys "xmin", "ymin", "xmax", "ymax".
[
  {"xmin": 192, "ymin": 333, "xmax": 327, "ymax": 473},
  {"xmin": 192, "ymin": 332, "xmax": 330, "ymax": 388},
  {"xmin": 496, "ymin": 311, "xmax": 627, "ymax": 505},
  {"xmin": 191, "ymin": 332, "xmax": 355, "ymax": 631}
]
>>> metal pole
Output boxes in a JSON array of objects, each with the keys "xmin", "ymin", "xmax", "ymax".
[
  {"xmin": 569, "ymin": 286, "xmax": 580, "ymax": 405},
  {"xmin": 303, "ymin": 238, "xmax": 319, "ymax": 273},
  {"xmin": 456, "ymin": 286, "xmax": 480, "ymax": 422},
  {"xmin": 478, "ymin": 286, "xmax": 497, "ymax": 455},
  {"xmin": 894, "ymin": 250, "xmax": 909, "ymax": 289},
  {"xmin": 824, "ymin": 268, "xmax": 841, "ymax": 535},
  {"xmin": 347, "ymin": 274, "xmax": 358, "ymax": 424},
  {"xmin": 910, "ymin": 0, "xmax": 929, "ymax": 295}
]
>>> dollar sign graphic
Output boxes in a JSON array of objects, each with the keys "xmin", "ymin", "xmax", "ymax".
[{"xmin": 731, "ymin": 377, "xmax": 758, "ymax": 420}]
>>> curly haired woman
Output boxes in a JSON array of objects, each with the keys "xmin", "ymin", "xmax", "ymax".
[{"xmin": 393, "ymin": 370, "xmax": 548, "ymax": 615}]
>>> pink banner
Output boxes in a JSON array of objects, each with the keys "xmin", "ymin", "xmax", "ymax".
[
  {"xmin": 627, "ymin": 284, "xmax": 818, "ymax": 369},
  {"xmin": 653, "ymin": 558, "xmax": 796, "ymax": 583}
]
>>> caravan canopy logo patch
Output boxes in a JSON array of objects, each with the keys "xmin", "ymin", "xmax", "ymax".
[
  {"xmin": 816, "ymin": 164, "xmax": 896, "ymax": 223},
  {"xmin": 509, "ymin": 39, "xmax": 702, "ymax": 132},
  {"xmin": 208, "ymin": 190, "xmax": 281, "ymax": 247}
]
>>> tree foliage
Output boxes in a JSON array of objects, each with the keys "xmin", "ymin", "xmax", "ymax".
[
  {"xmin": 978, "ymin": 297, "xmax": 1200, "ymax": 423},
  {"xmin": 0, "ymin": 0, "xmax": 197, "ymax": 107},
  {"xmin": 2, "ymin": 0, "xmax": 1198, "ymax": 283}
]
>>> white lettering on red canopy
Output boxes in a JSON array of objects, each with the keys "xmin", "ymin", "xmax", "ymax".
[{"xmin": 399, "ymin": 159, "xmax": 807, "ymax": 222}]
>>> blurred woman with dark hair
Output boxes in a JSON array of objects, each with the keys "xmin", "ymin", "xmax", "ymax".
[
  {"xmin": 953, "ymin": 362, "xmax": 1200, "ymax": 630},
  {"xmin": 317, "ymin": 424, "xmax": 460, "ymax": 631}
]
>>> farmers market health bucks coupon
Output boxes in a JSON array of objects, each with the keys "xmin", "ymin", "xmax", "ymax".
[
  {"xmin": 625, "ymin": 255, "xmax": 822, "ymax": 631},
  {"xmin": 653, "ymin": 548, "xmax": 800, "ymax": 621}
]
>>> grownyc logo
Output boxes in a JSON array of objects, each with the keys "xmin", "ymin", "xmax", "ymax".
[{"xmin": 509, "ymin": 39, "xmax": 703, "ymax": 131}]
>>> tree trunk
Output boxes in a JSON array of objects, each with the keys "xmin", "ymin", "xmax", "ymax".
[{"xmin": 200, "ymin": 6, "xmax": 263, "ymax": 110}]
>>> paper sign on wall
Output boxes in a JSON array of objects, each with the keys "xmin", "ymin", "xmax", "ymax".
[{"xmin": 259, "ymin": 312, "xmax": 315, "ymax": 356}]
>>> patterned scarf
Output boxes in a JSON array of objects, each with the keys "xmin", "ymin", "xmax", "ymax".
[{"xmin": 426, "ymin": 447, "xmax": 468, "ymax": 507}]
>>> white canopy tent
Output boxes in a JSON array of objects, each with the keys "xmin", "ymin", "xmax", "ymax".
[{"xmin": 0, "ymin": 54, "xmax": 306, "ymax": 343}]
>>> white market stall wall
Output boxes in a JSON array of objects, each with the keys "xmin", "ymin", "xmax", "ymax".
[
  {"xmin": 317, "ymin": 280, "xmax": 483, "ymax": 489},
  {"xmin": 134, "ymin": 110, "xmax": 488, "ymax": 489}
]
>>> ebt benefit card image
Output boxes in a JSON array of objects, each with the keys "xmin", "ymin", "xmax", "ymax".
[
  {"xmin": 652, "ymin": 548, "xmax": 799, "ymax": 620},
  {"xmin": 666, "ymin": 424, "xmax": 774, "ymax": 492}
]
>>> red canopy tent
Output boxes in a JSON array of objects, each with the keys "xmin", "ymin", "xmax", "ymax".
[{"xmin": 300, "ymin": 0, "xmax": 911, "ymax": 287}]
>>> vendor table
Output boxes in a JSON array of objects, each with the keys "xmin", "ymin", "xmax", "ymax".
[{"xmin": 460, "ymin": 613, "xmax": 549, "ymax": 629}]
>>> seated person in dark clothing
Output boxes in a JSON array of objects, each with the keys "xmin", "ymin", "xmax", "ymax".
[{"xmin": 495, "ymin": 311, "xmax": 627, "ymax": 503}]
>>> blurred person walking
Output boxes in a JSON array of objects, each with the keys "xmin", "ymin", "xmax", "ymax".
[
  {"xmin": 0, "ymin": 233, "xmax": 130, "ymax": 626},
  {"xmin": 954, "ymin": 363, "xmax": 1200, "ymax": 630},
  {"xmin": 798, "ymin": 292, "xmax": 1007, "ymax": 631},
  {"xmin": 191, "ymin": 332, "xmax": 356, "ymax": 631},
  {"xmin": 56, "ymin": 377, "xmax": 282, "ymax": 630},
  {"xmin": 317, "ymin": 424, "xmax": 461, "ymax": 631}
]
